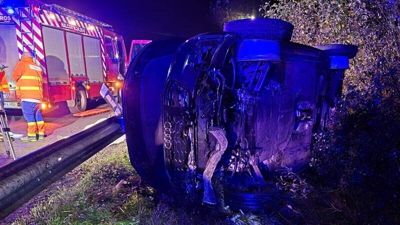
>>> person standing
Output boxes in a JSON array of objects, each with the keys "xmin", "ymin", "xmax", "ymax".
[
  {"xmin": 12, "ymin": 51, "xmax": 45, "ymax": 142},
  {"xmin": 0, "ymin": 63, "xmax": 10, "ymax": 110},
  {"xmin": 0, "ymin": 64, "xmax": 10, "ymax": 141},
  {"xmin": 0, "ymin": 63, "xmax": 23, "ymax": 141}
]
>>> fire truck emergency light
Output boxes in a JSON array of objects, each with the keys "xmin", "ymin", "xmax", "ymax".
[
  {"xmin": 68, "ymin": 19, "xmax": 76, "ymax": 25},
  {"xmin": 49, "ymin": 14, "xmax": 56, "ymax": 20},
  {"xmin": 6, "ymin": 7, "xmax": 15, "ymax": 15}
]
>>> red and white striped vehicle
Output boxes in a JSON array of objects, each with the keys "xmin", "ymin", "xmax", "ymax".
[{"xmin": 0, "ymin": 0, "xmax": 129, "ymax": 113}]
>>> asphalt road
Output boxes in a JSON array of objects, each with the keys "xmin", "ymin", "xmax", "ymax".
[{"xmin": 0, "ymin": 100, "xmax": 113, "ymax": 167}]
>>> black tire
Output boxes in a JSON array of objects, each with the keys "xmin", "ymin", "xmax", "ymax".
[
  {"xmin": 224, "ymin": 187, "xmax": 279, "ymax": 213},
  {"xmin": 223, "ymin": 18, "xmax": 294, "ymax": 42},
  {"xmin": 68, "ymin": 87, "xmax": 87, "ymax": 114},
  {"xmin": 314, "ymin": 44, "xmax": 358, "ymax": 59}
]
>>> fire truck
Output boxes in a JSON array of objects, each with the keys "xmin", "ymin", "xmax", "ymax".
[{"xmin": 0, "ymin": 0, "xmax": 128, "ymax": 113}]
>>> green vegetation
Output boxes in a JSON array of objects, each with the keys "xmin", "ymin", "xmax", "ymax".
[
  {"xmin": 11, "ymin": 143, "xmax": 144, "ymax": 224},
  {"xmin": 9, "ymin": 143, "xmax": 260, "ymax": 225},
  {"xmin": 261, "ymin": 0, "xmax": 400, "ymax": 92},
  {"xmin": 260, "ymin": 0, "xmax": 400, "ymax": 224}
]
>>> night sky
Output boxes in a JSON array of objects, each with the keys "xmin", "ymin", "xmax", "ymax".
[{"xmin": 40, "ymin": 0, "xmax": 220, "ymax": 42}]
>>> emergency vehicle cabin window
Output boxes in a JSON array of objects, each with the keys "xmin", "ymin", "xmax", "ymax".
[
  {"xmin": 117, "ymin": 39, "xmax": 125, "ymax": 74},
  {"xmin": 105, "ymin": 36, "xmax": 117, "ymax": 63}
]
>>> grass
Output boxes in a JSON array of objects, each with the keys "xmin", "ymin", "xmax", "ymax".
[
  {"xmin": 7, "ymin": 142, "xmax": 248, "ymax": 225},
  {"xmin": 10, "ymin": 142, "xmax": 142, "ymax": 225},
  {"xmin": 8, "ymin": 139, "xmax": 397, "ymax": 224}
]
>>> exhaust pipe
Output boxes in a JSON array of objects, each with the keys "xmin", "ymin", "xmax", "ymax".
[{"xmin": 202, "ymin": 128, "xmax": 228, "ymax": 205}]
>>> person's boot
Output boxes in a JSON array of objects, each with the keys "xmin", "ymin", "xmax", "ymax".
[
  {"xmin": 20, "ymin": 136, "xmax": 37, "ymax": 142},
  {"xmin": 38, "ymin": 134, "xmax": 46, "ymax": 140}
]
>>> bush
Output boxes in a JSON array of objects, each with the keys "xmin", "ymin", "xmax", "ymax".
[
  {"xmin": 261, "ymin": 0, "xmax": 400, "ymax": 92},
  {"xmin": 311, "ymin": 69, "xmax": 400, "ymax": 223},
  {"xmin": 261, "ymin": 0, "xmax": 400, "ymax": 223}
]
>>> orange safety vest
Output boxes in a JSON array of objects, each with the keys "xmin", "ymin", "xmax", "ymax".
[
  {"xmin": 12, "ymin": 56, "xmax": 43, "ymax": 101},
  {"xmin": 0, "ymin": 70, "xmax": 9, "ymax": 93}
]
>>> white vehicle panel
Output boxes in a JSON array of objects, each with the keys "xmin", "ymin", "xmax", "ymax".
[
  {"xmin": 42, "ymin": 26, "xmax": 70, "ymax": 85},
  {"xmin": 0, "ymin": 24, "xmax": 19, "ymax": 89},
  {"xmin": 83, "ymin": 36, "xmax": 103, "ymax": 83},
  {"xmin": 66, "ymin": 32, "xmax": 85, "ymax": 77}
]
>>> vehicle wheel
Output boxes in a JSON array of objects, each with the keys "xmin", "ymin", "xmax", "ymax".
[
  {"xmin": 68, "ymin": 87, "xmax": 87, "ymax": 114},
  {"xmin": 224, "ymin": 187, "xmax": 278, "ymax": 213},
  {"xmin": 223, "ymin": 18, "xmax": 294, "ymax": 42}
]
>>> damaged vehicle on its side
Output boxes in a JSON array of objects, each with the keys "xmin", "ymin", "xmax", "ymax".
[{"xmin": 121, "ymin": 18, "xmax": 357, "ymax": 212}]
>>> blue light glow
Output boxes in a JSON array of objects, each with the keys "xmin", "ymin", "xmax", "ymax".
[{"xmin": 6, "ymin": 7, "xmax": 15, "ymax": 15}]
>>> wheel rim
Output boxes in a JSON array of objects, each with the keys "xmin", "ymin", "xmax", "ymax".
[
  {"xmin": 76, "ymin": 90, "xmax": 86, "ymax": 111},
  {"xmin": 76, "ymin": 91, "xmax": 83, "ymax": 110}
]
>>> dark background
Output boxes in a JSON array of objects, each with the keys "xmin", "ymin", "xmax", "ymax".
[
  {"xmin": 2, "ymin": 0, "xmax": 265, "ymax": 45},
  {"xmin": 39, "ymin": 0, "xmax": 220, "ymax": 41}
]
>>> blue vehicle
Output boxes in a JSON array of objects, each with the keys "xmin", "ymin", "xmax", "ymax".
[{"xmin": 122, "ymin": 18, "xmax": 357, "ymax": 212}]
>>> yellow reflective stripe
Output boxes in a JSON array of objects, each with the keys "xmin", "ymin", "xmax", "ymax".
[
  {"xmin": 37, "ymin": 121, "xmax": 44, "ymax": 125},
  {"xmin": 1, "ymin": 85, "xmax": 8, "ymax": 88},
  {"xmin": 27, "ymin": 133, "xmax": 36, "ymax": 137},
  {"xmin": 20, "ymin": 76, "xmax": 43, "ymax": 82},
  {"xmin": 38, "ymin": 132, "xmax": 45, "ymax": 135},
  {"xmin": 28, "ymin": 122, "xmax": 37, "ymax": 126},
  {"xmin": 17, "ymin": 86, "xmax": 42, "ymax": 91}
]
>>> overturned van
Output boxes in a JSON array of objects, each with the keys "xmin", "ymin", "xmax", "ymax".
[{"xmin": 122, "ymin": 18, "xmax": 357, "ymax": 211}]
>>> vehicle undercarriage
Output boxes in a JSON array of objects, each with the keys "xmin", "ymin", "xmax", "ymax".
[{"xmin": 122, "ymin": 18, "xmax": 357, "ymax": 212}]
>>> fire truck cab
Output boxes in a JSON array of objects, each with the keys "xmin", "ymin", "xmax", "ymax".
[{"xmin": 0, "ymin": 0, "xmax": 128, "ymax": 113}]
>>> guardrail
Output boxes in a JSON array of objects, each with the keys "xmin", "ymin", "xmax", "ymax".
[{"xmin": 0, "ymin": 116, "xmax": 125, "ymax": 219}]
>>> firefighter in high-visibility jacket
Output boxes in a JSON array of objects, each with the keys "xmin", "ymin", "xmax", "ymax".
[
  {"xmin": 12, "ymin": 52, "xmax": 45, "ymax": 142},
  {"xmin": 0, "ymin": 64, "xmax": 10, "ymax": 110}
]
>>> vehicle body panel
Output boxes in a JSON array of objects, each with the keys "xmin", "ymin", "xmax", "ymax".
[{"xmin": 0, "ymin": 1, "xmax": 128, "ymax": 111}]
